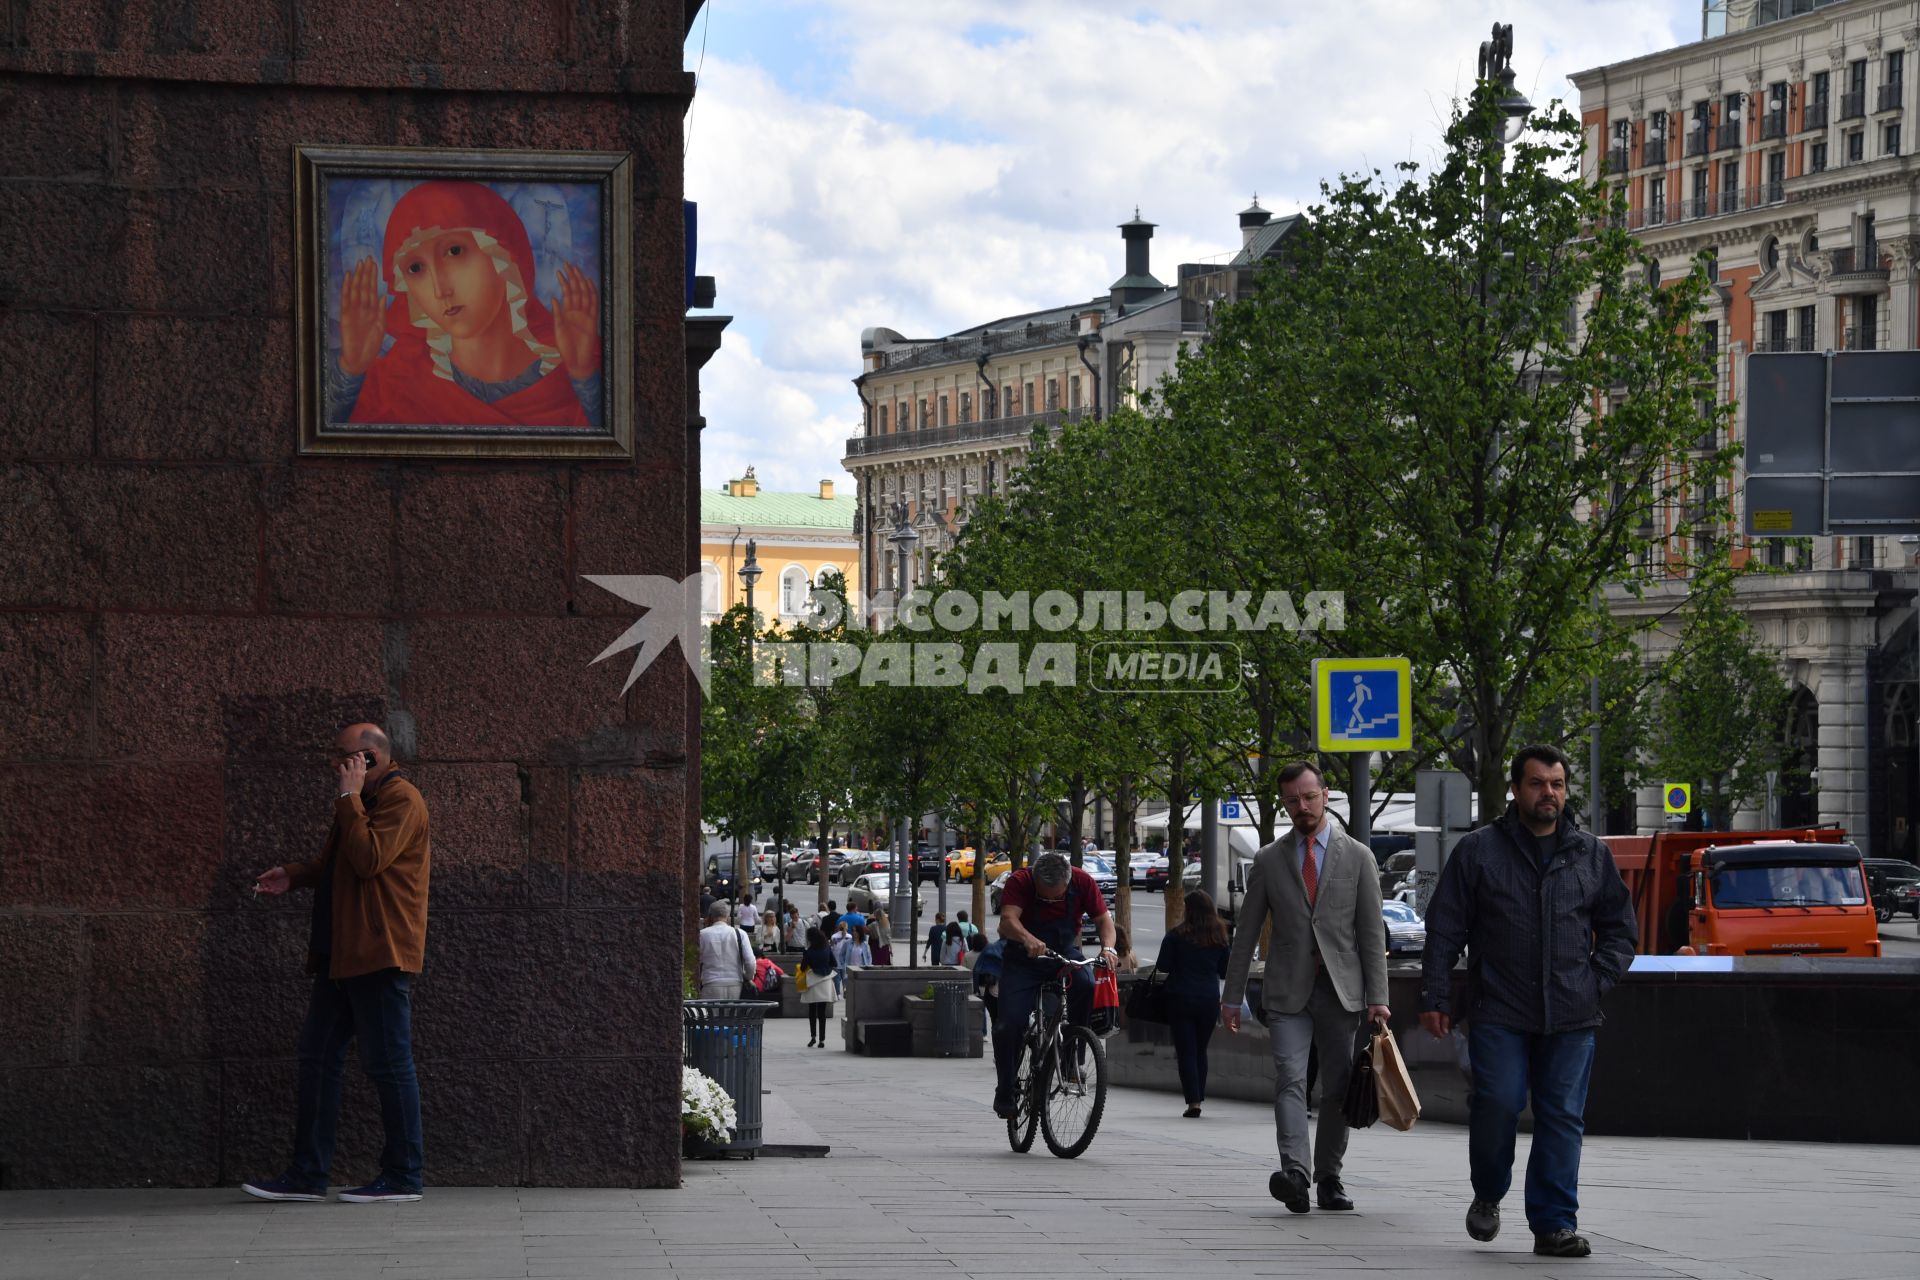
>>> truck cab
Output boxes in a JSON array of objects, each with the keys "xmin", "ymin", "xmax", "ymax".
[{"xmin": 1606, "ymin": 831, "xmax": 1881, "ymax": 958}]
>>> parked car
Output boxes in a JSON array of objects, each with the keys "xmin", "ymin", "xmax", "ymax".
[
  {"xmin": 1381, "ymin": 900, "xmax": 1427, "ymax": 956},
  {"xmin": 703, "ymin": 852, "xmax": 759, "ymax": 902},
  {"xmin": 748, "ymin": 840, "xmax": 781, "ymax": 880},
  {"xmin": 847, "ymin": 873, "xmax": 893, "ymax": 916},
  {"xmin": 836, "ymin": 853, "xmax": 891, "ymax": 886},
  {"xmin": 948, "ymin": 848, "xmax": 1011, "ymax": 882},
  {"xmin": 909, "ymin": 844, "xmax": 946, "ymax": 884},
  {"xmin": 988, "ymin": 870, "xmax": 1013, "ymax": 914},
  {"xmin": 1866, "ymin": 858, "xmax": 1920, "ymax": 921},
  {"xmin": 1130, "ymin": 849, "xmax": 1169, "ymax": 889},
  {"xmin": 1378, "ymin": 851, "xmax": 1418, "ymax": 898}
]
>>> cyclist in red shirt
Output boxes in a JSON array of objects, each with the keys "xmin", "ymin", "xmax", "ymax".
[{"xmin": 992, "ymin": 851, "xmax": 1117, "ymax": 1117}]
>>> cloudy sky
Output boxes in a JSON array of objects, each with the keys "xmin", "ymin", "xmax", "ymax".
[{"xmin": 684, "ymin": 0, "xmax": 1707, "ymax": 497}]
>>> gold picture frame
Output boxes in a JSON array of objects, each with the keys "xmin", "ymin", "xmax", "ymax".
[{"xmin": 295, "ymin": 144, "xmax": 635, "ymax": 459}]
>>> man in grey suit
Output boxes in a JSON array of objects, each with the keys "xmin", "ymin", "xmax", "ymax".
[{"xmin": 1223, "ymin": 761, "xmax": 1390, "ymax": 1213}]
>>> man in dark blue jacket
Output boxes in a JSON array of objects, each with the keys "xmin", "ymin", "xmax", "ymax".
[{"xmin": 1419, "ymin": 745, "xmax": 1636, "ymax": 1260}]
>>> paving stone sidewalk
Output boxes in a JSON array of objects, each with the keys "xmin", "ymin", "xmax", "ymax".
[{"xmin": 4, "ymin": 1011, "xmax": 1916, "ymax": 1279}]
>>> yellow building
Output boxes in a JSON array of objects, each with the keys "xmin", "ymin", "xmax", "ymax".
[{"xmin": 701, "ymin": 468, "xmax": 860, "ymax": 623}]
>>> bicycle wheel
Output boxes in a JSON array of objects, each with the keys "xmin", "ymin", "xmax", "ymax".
[
  {"xmin": 1040, "ymin": 1024, "xmax": 1108, "ymax": 1158},
  {"xmin": 1006, "ymin": 1033, "xmax": 1041, "ymax": 1153}
]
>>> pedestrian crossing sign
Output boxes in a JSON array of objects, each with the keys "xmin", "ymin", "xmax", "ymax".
[
  {"xmin": 1312, "ymin": 658, "xmax": 1412, "ymax": 752},
  {"xmin": 1664, "ymin": 783, "xmax": 1691, "ymax": 815}
]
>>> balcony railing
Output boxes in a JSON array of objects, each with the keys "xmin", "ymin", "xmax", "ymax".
[
  {"xmin": 1715, "ymin": 121, "xmax": 1744, "ymax": 150},
  {"xmin": 1613, "ymin": 184, "xmax": 1793, "ymax": 233},
  {"xmin": 1762, "ymin": 113, "xmax": 1788, "ymax": 140},
  {"xmin": 1803, "ymin": 98, "xmax": 1829, "ymax": 130},
  {"xmin": 1879, "ymin": 82, "xmax": 1904, "ymax": 112},
  {"xmin": 1606, "ymin": 145, "xmax": 1631, "ymax": 172},
  {"xmin": 1827, "ymin": 246, "xmax": 1888, "ymax": 288},
  {"xmin": 1840, "ymin": 89, "xmax": 1866, "ymax": 119},
  {"xmin": 845, "ymin": 407, "xmax": 1088, "ymax": 459},
  {"xmin": 1753, "ymin": 335, "xmax": 1816, "ymax": 353},
  {"xmin": 1844, "ymin": 326, "xmax": 1881, "ymax": 350},
  {"xmin": 1685, "ymin": 128, "xmax": 1710, "ymax": 157},
  {"xmin": 1642, "ymin": 137, "xmax": 1668, "ymax": 167}
]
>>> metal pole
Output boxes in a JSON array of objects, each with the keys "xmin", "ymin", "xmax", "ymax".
[
  {"xmin": 1350, "ymin": 754, "xmax": 1373, "ymax": 846},
  {"xmin": 1199, "ymin": 791, "xmax": 1220, "ymax": 905},
  {"xmin": 935, "ymin": 809, "xmax": 949, "ymax": 916},
  {"xmin": 1590, "ymin": 667, "xmax": 1605, "ymax": 836}
]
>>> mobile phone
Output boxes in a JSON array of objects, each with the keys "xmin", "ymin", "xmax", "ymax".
[{"xmin": 362, "ymin": 751, "xmax": 377, "ymax": 767}]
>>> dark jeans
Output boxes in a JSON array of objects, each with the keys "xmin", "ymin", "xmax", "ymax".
[
  {"xmin": 1166, "ymin": 996, "xmax": 1218, "ymax": 1105},
  {"xmin": 992, "ymin": 956, "xmax": 1092, "ymax": 1100},
  {"xmin": 288, "ymin": 968, "xmax": 424, "ymax": 1192},
  {"xmin": 1467, "ymin": 1022, "xmax": 1597, "ymax": 1235}
]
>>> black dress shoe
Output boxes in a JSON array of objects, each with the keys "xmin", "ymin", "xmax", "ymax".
[
  {"xmin": 1268, "ymin": 1169, "xmax": 1310, "ymax": 1213},
  {"xmin": 1316, "ymin": 1176, "xmax": 1354, "ymax": 1211},
  {"xmin": 1533, "ymin": 1229, "xmax": 1591, "ymax": 1258}
]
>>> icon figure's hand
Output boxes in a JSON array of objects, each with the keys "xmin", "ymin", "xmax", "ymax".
[
  {"xmin": 338, "ymin": 257, "xmax": 384, "ymax": 377},
  {"xmin": 553, "ymin": 262, "xmax": 602, "ymax": 377}
]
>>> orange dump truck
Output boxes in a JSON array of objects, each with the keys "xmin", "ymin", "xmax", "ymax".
[{"xmin": 1604, "ymin": 830, "xmax": 1881, "ymax": 958}]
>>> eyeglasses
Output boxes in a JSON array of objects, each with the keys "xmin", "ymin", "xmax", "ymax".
[{"xmin": 1280, "ymin": 790, "xmax": 1324, "ymax": 809}]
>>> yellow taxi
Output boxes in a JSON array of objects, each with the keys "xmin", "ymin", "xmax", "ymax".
[{"xmin": 946, "ymin": 848, "xmax": 1011, "ymax": 882}]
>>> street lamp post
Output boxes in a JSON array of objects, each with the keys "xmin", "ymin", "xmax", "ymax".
[
  {"xmin": 735, "ymin": 542, "xmax": 764, "ymax": 912},
  {"xmin": 886, "ymin": 505, "xmax": 920, "ymax": 954},
  {"xmin": 738, "ymin": 539, "xmax": 763, "ymax": 671}
]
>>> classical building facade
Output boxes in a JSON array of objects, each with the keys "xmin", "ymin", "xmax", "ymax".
[
  {"xmin": 700, "ymin": 469, "xmax": 860, "ymax": 622},
  {"xmin": 846, "ymin": 204, "xmax": 1298, "ymax": 603},
  {"xmin": 1573, "ymin": 0, "xmax": 1919, "ymax": 854}
]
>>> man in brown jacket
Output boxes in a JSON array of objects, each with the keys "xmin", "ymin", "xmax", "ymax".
[{"xmin": 242, "ymin": 723, "xmax": 431, "ymax": 1204}]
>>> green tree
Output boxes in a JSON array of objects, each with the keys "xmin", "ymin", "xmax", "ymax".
[
  {"xmin": 1159, "ymin": 81, "xmax": 1740, "ymax": 818},
  {"xmin": 1640, "ymin": 583, "xmax": 1794, "ymax": 829}
]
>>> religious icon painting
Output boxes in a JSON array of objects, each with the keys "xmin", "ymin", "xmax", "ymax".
[{"xmin": 294, "ymin": 145, "xmax": 635, "ymax": 458}]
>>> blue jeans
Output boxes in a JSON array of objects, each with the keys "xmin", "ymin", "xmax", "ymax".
[
  {"xmin": 289, "ymin": 969, "xmax": 424, "ymax": 1192},
  {"xmin": 1467, "ymin": 1022, "xmax": 1596, "ymax": 1235}
]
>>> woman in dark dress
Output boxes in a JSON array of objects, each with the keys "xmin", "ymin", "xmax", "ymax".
[{"xmin": 1153, "ymin": 889, "xmax": 1232, "ymax": 1117}]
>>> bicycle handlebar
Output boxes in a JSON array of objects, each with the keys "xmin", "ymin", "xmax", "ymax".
[{"xmin": 1036, "ymin": 949, "xmax": 1111, "ymax": 969}]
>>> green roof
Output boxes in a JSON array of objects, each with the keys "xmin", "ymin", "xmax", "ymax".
[{"xmin": 702, "ymin": 488, "xmax": 858, "ymax": 532}]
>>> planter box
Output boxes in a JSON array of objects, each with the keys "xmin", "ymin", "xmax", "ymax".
[
  {"xmin": 840, "ymin": 965, "xmax": 971, "ymax": 1054},
  {"xmin": 901, "ymin": 993, "xmax": 986, "ymax": 1057}
]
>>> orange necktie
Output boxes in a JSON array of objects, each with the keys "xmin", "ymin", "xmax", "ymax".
[{"xmin": 1301, "ymin": 836, "xmax": 1319, "ymax": 907}]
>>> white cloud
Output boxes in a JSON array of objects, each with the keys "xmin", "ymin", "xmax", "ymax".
[{"xmin": 685, "ymin": 1, "xmax": 1701, "ymax": 497}]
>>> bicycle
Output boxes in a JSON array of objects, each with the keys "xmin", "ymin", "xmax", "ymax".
[{"xmin": 1005, "ymin": 950, "xmax": 1110, "ymax": 1158}]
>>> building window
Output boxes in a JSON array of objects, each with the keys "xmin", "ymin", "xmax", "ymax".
[
  {"xmin": 938, "ymin": 394, "xmax": 949, "ymax": 426},
  {"xmin": 1765, "ymin": 150, "xmax": 1785, "ymax": 199},
  {"xmin": 1885, "ymin": 121, "xmax": 1901, "ymax": 156},
  {"xmin": 1691, "ymin": 166, "xmax": 1708, "ymax": 215},
  {"xmin": 1847, "ymin": 128, "xmax": 1864, "ymax": 163},
  {"xmin": 959, "ymin": 392, "xmax": 971, "ymax": 423},
  {"xmin": 1645, "ymin": 258, "xmax": 1661, "ymax": 289},
  {"xmin": 1702, "ymin": 319, "xmax": 1719, "ymax": 362},
  {"xmin": 1649, "ymin": 175, "xmax": 1665, "ymax": 223},
  {"xmin": 1813, "ymin": 69, "xmax": 1829, "ymax": 105},
  {"xmin": 1046, "ymin": 377, "xmax": 1059, "ymax": 410},
  {"xmin": 1811, "ymin": 140, "xmax": 1828, "ymax": 171},
  {"xmin": 1719, "ymin": 159, "xmax": 1740, "ymax": 211},
  {"xmin": 779, "ymin": 567, "xmax": 808, "ymax": 618},
  {"xmin": 878, "ymin": 403, "xmax": 888, "ymax": 433},
  {"xmin": 1762, "ymin": 236, "xmax": 1780, "ymax": 273},
  {"xmin": 1703, "ymin": 247, "xmax": 1718, "ymax": 282},
  {"xmin": 1070, "ymin": 375, "xmax": 1081, "ymax": 409},
  {"xmin": 1798, "ymin": 304, "xmax": 1816, "ymax": 349},
  {"xmin": 1766, "ymin": 309, "xmax": 1788, "ymax": 349},
  {"xmin": 1854, "ymin": 295, "xmax": 1878, "ymax": 350},
  {"xmin": 1025, "ymin": 381, "xmax": 1036, "ymax": 415}
]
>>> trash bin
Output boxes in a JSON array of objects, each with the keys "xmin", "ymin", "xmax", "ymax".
[
  {"xmin": 683, "ymin": 1000, "xmax": 769, "ymax": 1155},
  {"xmin": 933, "ymin": 982, "xmax": 971, "ymax": 1057}
]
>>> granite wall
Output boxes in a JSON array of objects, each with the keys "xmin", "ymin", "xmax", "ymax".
[{"xmin": 0, "ymin": 1, "xmax": 700, "ymax": 1188}]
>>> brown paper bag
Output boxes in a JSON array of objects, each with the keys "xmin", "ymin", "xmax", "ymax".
[{"xmin": 1371, "ymin": 1024, "xmax": 1422, "ymax": 1131}]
